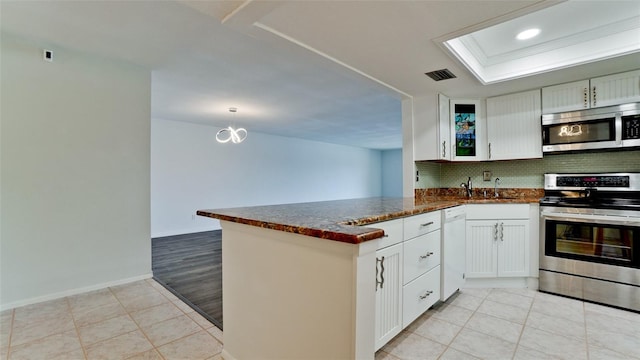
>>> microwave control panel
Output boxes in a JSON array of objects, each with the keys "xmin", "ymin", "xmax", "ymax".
[{"xmin": 623, "ymin": 114, "xmax": 640, "ymax": 140}]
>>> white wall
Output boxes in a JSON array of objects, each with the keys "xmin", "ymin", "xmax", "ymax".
[
  {"xmin": 381, "ymin": 149, "xmax": 403, "ymax": 197},
  {"xmin": 151, "ymin": 118, "xmax": 383, "ymax": 237},
  {"xmin": 0, "ymin": 33, "xmax": 152, "ymax": 309}
]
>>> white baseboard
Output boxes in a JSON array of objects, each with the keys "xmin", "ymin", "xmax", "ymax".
[{"xmin": 0, "ymin": 273, "xmax": 153, "ymax": 311}]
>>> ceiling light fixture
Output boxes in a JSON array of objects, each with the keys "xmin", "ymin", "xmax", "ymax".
[
  {"xmin": 216, "ymin": 107, "xmax": 247, "ymax": 144},
  {"xmin": 516, "ymin": 28, "xmax": 540, "ymax": 40}
]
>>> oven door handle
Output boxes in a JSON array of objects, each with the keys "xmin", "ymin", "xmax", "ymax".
[{"xmin": 541, "ymin": 212, "xmax": 639, "ymax": 226}]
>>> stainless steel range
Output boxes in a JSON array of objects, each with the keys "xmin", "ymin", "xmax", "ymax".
[{"xmin": 539, "ymin": 173, "xmax": 640, "ymax": 312}]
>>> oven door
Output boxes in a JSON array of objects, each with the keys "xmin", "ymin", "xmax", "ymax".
[{"xmin": 540, "ymin": 208, "xmax": 640, "ymax": 285}]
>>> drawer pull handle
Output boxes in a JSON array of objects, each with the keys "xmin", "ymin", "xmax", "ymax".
[
  {"xmin": 419, "ymin": 290, "xmax": 433, "ymax": 300},
  {"xmin": 419, "ymin": 252, "xmax": 434, "ymax": 259},
  {"xmin": 420, "ymin": 221, "xmax": 434, "ymax": 227}
]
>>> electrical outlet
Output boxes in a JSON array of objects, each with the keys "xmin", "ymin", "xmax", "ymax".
[
  {"xmin": 483, "ymin": 171, "xmax": 492, "ymax": 181},
  {"xmin": 43, "ymin": 49, "xmax": 53, "ymax": 62}
]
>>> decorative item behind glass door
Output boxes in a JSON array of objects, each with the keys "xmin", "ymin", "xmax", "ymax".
[{"xmin": 454, "ymin": 103, "xmax": 476, "ymax": 156}]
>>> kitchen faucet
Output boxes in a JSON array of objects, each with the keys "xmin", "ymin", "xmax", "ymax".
[
  {"xmin": 494, "ymin": 177, "xmax": 501, "ymax": 198},
  {"xmin": 460, "ymin": 176, "xmax": 473, "ymax": 198}
]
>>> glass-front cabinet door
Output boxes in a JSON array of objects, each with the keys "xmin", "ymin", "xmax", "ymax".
[{"xmin": 450, "ymin": 99, "xmax": 485, "ymax": 161}]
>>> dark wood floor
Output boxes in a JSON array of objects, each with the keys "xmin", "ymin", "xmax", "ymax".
[{"xmin": 152, "ymin": 230, "xmax": 222, "ymax": 329}]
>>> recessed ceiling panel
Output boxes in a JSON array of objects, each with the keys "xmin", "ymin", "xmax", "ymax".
[{"xmin": 445, "ymin": 1, "xmax": 640, "ymax": 84}]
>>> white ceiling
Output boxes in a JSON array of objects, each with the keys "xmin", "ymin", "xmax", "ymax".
[{"xmin": 2, "ymin": 1, "xmax": 639, "ymax": 150}]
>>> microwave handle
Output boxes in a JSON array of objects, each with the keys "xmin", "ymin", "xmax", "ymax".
[{"xmin": 615, "ymin": 113, "xmax": 622, "ymax": 145}]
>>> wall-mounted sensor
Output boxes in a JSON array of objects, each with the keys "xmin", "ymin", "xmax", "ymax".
[{"xmin": 43, "ymin": 49, "xmax": 53, "ymax": 62}]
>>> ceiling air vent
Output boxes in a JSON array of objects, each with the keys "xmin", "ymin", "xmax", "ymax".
[{"xmin": 425, "ymin": 69, "xmax": 456, "ymax": 81}]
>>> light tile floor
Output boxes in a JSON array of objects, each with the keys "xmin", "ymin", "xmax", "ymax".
[
  {"xmin": 2, "ymin": 281, "xmax": 639, "ymax": 359},
  {"xmin": 0, "ymin": 279, "xmax": 223, "ymax": 360},
  {"xmin": 377, "ymin": 287, "xmax": 640, "ymax": 360}
]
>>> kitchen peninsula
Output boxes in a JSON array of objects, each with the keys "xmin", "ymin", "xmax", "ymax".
[{"xmin": 197, "ymin": 194, "xmax": 540, "ymax": 359}]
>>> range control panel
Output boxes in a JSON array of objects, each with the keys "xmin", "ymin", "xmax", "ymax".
[
  {"xmin": 556, "ymin": 176, "xmax": 630, "ymax": 188},
  {"xmin": 545, "ymin": 173, "xmax": 640, "ymax": 191}
]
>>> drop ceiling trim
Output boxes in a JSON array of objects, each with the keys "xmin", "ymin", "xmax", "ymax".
[
  {"xmin": 467, "ymin": 15, "xmax": 640, "ymax": 67},
  {"xmin": 449, "ymin": 28, "xmax": 640, "ymax": 84},
  {"xmin": 432, "ymin": 0, "xmax": 561, "ymax": 46},
  {"xmin": 220, "ymin": 0, "xmax": 281, "ymax": 27},
  {"xmin": 438, "ymin": 1, "xmax": 640, "ymax": 85},
  {"xmin": 253, "ymin": 21, "xmax": 412, "ymax": 99}
]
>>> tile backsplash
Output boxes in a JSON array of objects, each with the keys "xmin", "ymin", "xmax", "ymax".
[{"xmin": 416, "ymin": 150, "xmax": 640, "ymax": 189}]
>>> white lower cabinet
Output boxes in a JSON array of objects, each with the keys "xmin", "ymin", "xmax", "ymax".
[
  {"xmin": 374, "ymin": 243, "xmax": 403, "ymax": 351},
  {"xmin": 466, "ymin": 205, "xmax": 530, "ymax": 278},
  {"xmin": 371, "ymin": 211, "xmax": 442, "ymax": 350},
  {"xmin": 402, "ymin": 265, "xmax": 440, "ymax": 327}
]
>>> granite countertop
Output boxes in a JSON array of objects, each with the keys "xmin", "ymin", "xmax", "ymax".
[{"xmin": 197, "ymin": 189, "xmax": 543, "ymax": 245}]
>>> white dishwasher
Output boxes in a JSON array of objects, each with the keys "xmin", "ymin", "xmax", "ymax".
[{"xmin": 441, "ymin": 205, "xmax": 466, "ymax": 301}]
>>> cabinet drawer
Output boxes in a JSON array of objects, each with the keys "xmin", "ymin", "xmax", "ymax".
[
  {"xmin": 371, "ymin": 218, "xmax": 404, "ymax": 249},
  {"xmin": 403, "ymin": 230, "xmax": 441, "ymax": 284},
  {"xmin": 466, "ymin": 204, "xmax": 529, "ymax": 220},
  {"xmin": 402, "ymin": 265, "xmax": 440, "ymax": 328},
  {"xmin": 404, "ymin": 211, "xmax": 441, "ymax": 240}
]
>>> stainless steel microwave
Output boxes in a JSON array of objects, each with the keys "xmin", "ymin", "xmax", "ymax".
[{"xmin": 542, "ymin": 102, "xmax": 640, "ymax": 153}]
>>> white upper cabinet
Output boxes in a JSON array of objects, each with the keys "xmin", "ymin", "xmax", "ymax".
[
  {"xmin": 542, "ymin": 69, "xmax": 640, "ymax": 114},
  {"xmin": 413, "ymin": 95, "xmax": 440, "ymax": 161},
  {"xmin": 413, "ymin": 95, "xmax": 486, "ymax": 161},
  {"xmin": 541, "ymin": 79, "xmax": 590, "ymax": 113},
  {"xmin": 590, "ymin": 70, "xmax": 640, "ymax": 108},
  {"xmin": 486, "ymin": 89, "xmax": 542, "ymax": 160},
  {"xmin": 438, "ymin": 93, "xmax": 451, "ymax": 161}
]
